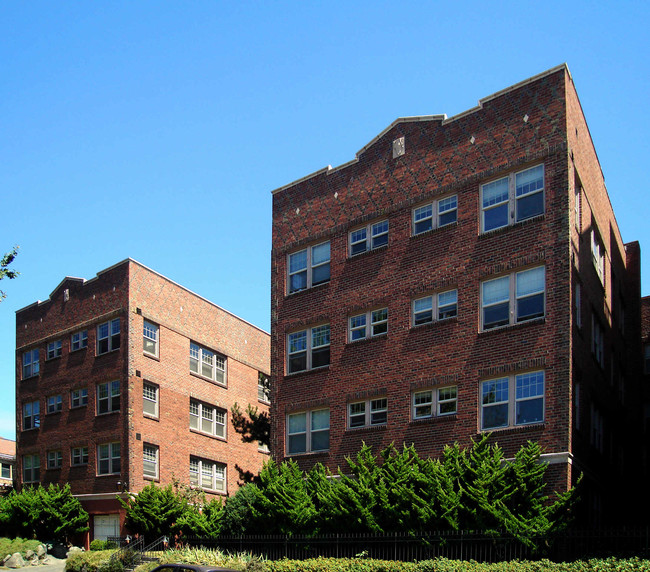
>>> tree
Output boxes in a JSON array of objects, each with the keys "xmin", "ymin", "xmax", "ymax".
[
  {"xmin": 119, "ymin": 483, "xmax": 187, "ymax": 540},
  {"xmin": 230, "ymin": 373, "xmax": 270, "ymax": 448},
  {"xmin": 0, "ymin": 246, "xmax": 19, "ymax": 301}
]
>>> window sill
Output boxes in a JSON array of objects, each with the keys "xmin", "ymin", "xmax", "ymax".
[
  {"xmin": 143, "ymin": 413, "xmax": 159, "ymax": 422},
  {"xmin": 144, "ymin": 352, "xmax": 160, "ymax": 362},
  {"xmin": 410, "ymin": 413, "xmax": 457, "ymax": 425},
  {"xmin": 285, "ymin": 450, "xmax": 330, "ymax": 459},
  {"xmin": 345, "ymin": 424, "xmax": 387, "ymax": 433},
  {"xmin": 285, "ymin": 280, "xmax": 330, "ymax": 299},
  {"xmin": 70, "ymin": 405, "xmax": 88, "ymax": 410},
  {"xmin": 190, "ymin": 428, "xmax": 227, "ymax": 442},
  {"xmin": 189, "ymin": 371, "xmax": 227, "ymax": 388},
  {"xmin": 285, "ymin": 365, "xmax": 330, "ymax": 378},
  {"xmin": 347, "ymin": 334, "xmax": 388, "ymax": 346},
  {"xmin": 411, "ymin": 317, "xmax": 458, "ymax": 331},
  {"xmin": 21, "ymin": 375, "xmax": 40, "ymax": 382},
  {"xmin": 258, "ymin": 399, "xmax": 271, "ymax": 406},
  {"xmin": 411, "ymin": 221, "xmax": 458, "ymax": 240},
  {"xmin": 479, "ymin": 317, "xmax": 545, "ymax": 335},
  {"xmin": 347, "ymin": 244, "xmax": 388, "ymax": 260},
  {"xmin": 21, "ymin": 428, "xmax": 39, "ymax": 433},
  {"xmin": 478, "ymin": 422, "xmax": 545, "ymax": 435},
  {"xmin": 46, "ymin": 411, "xmax": 62, "ymax": 416},
  {"xmin": 96, "ymin": 410, "xmax": 120, "ymax": 417},
  {"xmin": 96, "ymin": 349, "xmax": 120, "ymax": 357},
  {"xmin": 70, "ymin": 464, "xmax": 89, "ymax": 468},
  {"xmin": 96, "ymin": 473, "xmax": 120, "ymax": 478},
  {"xmin": 144, "ymin": 476, "xmax": 159, "ymax": 482},
  {"xmin": 46, "ymin": 467, "xmax": 62, "ymax": 471},
  {"xmin": 70, "ymin": 347, "xmax": 88, "ymax": 353},
  {"xmin": 46, "ymin": 356, "xmax": 62, "ymax": 362}
]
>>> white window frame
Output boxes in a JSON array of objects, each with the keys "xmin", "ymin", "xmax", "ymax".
[
  {"xmin": 97, "ymin": 442, "xmax": 120, "ymax": 475},
  {"xmin": 288, "ymin": 241, "xmax": 331, "ymax": 294},
  {"xmin": 413, "ymin": 289, "xmax": 458, "ymax": 326},
  {"xmin": 97, "ymin": 381, "xmax": 120, "ymax": 415},
  {"xmin": 348, "ymin": 397, "xmax": 388, "ymax": 428},
  {"xmin": 23, "ymin": 400, "xmax": 40, "ymax": 430},
  {"xmin": 71, "ymin": 330, "xmax": 88, "ymax": 352},
  {"xmin": 189, "ymin": 342, "xmax": 226, "ymax": 384},
  {"xmin": 481, "ymin": 267, "xmax": 545, "ymax": 331},
  {"xmin": 143, "ymin": 320, "xmax": 159, "ymax": 357},
  {"xmin": 23, "ymin": 454, "xmax": 40, "ymax": 483},
  {"xmin": 480, "ymin": 371, "xmax": 545, "ymax": 431},
  {"xmin": 287, "ymin": 324, "xmax": 330, "ymax": 374},
  {"xmin": 286, "ymin": 409, "xmax": 330, "ymax": 455},
  {"xmin": 412, "ymin": 386, "xmax": 458, "ymax": 419},
  {"xmin": 47, "ymin": 340, "xmax": 62, "ymax": 360},
  {"xmin": 258, "ymin": 373, "xmax": 270, "ymax": 403},
  {"xmin": 592, "ymin": 314, "xmax": 604, "ymax": 367},
  {"xmin": 481, "ymin": 165, "xmax": 544, "ymax": 233},
  {"xmin": 47, "ymin": 450, "xmax": 63, "ymax": 469},
  {"xmin": 143, "ymin": 443, "xmax": 159, "ymax": 479},
  {"xmin": 143, "ymin": 382, "xmax": 159, "ymax": 418},
  {"xmin": 70, "ymin": 388, "xmax": 88, "ymax": 408},
  {"xmin": 348, "ymin": 308, "xmax": 388, "ymax": 342},
  {"xmin": 47, "ymin": 394, "xmax": 62, "ymax": 414},
  {"xmin": 22, "ymin": 349, "xmax": 39, "ymax": 379},
  {"xmin": 591, "ymin": 229, "xmax": 605, "ymax": 285},
  {"xmin": 412, "ymin": 195, "xmax": 457, "ymax": 236},
  {"xmin": 189, "ymin": 399, "xmax": 226, "ymax": 439},
  {"xmin": 349, "ymin": 220, "xmax": 389, "ymax": 256},
  {"xmin": 97, "ymin": 318, "xmax": 120, "ymax": 355},
  {"xmin": 189, "ymin": 457, "xmax": 226, "ymax": 492},
  {"xmin": 71, "ymin": 446, "xmax": 89, "ymax": 466}
]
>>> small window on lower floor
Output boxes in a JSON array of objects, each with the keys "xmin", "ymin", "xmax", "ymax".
[
  {"xmin": 348, "ymin": 398, "xmax": 387, "ymax": 428},
  {"xmin": 412, "ymin": 386, "xmax": 458, "ymax": 419},
  {"xmin": 97, "ymin": 442, "xmax": 120, "ymax": 475},
  {"xmin": 189, "ymin": 457, "xmax": 226, "ymax": 492},
  {"xmin": 23, "ymin": 454, "xmax": 40, "ymax": 483},
  {"xmin": 47, "ymin": 451, "xmax": 63, "ymax": 469},
  {"xmin": 71, "ymin": 446, "xmax": 89, "ymax": 466},
  {"xmin": 287, "ymin": 409, "xmax": 330, "ymax": 454}
]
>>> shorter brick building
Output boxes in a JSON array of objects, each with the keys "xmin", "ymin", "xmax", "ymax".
[
  {"xmin": 0, "ymin": 437, "xmax": 16, "ymax": 494},
  {"xmin": 15, "ymin": 259, "xmax": 270, "ymax": 545}
]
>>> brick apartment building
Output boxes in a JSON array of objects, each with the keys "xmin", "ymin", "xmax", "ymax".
[
  {"xmin": 270, "ymin": 64, "xmax": 645, "ymax": 525},
  {"xmin": 16, "ymin": 259, "xmax": 270, "ymax": 544},
  {"xmin": 0, "ymin": 437, "xmax": 16, "ymax": 494},
  {"xmin": 642, "ymin": 296, "xmax": 650, "ymax": 484}
]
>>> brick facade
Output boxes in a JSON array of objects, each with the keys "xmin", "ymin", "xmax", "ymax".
[
  {"xmin": 270, "ymin": 65, "xmax": 644, "ymax": 525},
  {"xmin": 15, "ymin": 259, "xmax": 270, "ymax": 545}
]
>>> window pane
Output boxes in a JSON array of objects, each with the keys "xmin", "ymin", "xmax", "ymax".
[
  {"xmin": 483, "ymin": 403, "xmax": 509, "ymax": 429},
  {"xmin": 517, "ymin": 294, "xmax": 544, "ymax": 321},
  {"xmin": 516, "ymin": 399, "xmax": 544, "ymax": 424},
  {"xmin": 311, "ymin": 242, "xmax": 330, "ymax": 266},
  {"xmin": 311, "ymin": 409, "xmax": 329, "ymax": 431},
  {"xmin": 516, "ymin": 267, "xmax": 544, "ymax": 297},
  {"xmin": 288, "ymin": 412, "xmax": 306, "ymax": 434},
  {"xmin": 482, "ymin": 178, "xmax": 509, "ymax": 207},
  {"xmin": 484, "ymin": 204, "xmax": 508, "ymax": 231},
  {"xmin": 288, "ymin": 434, "xmax": 306, "ymax": 454},
  {"xmin": 311, "ymin": 429, "xmax": 329, "ymax": 451},
  {"xmin": 516, "ymin": 192, "xmax": 544, "ymax": 221},
  {"xmin": 515, "ymin": 165, "xmax": 544, "ymax": 196},
  {"xmin": 484, "ymin": 302, "xmax": 509, "ymax": 329},
  {"xmin": 312, "ymin": 325, "xmax": 330, "ymax": 348},
  {"xmin": 312, "ymin": 263, "xmax": 330, "ymax": 285},
  {"xmin": 483, "ymin": 276, "xmax": 509, "ymax": 305}
]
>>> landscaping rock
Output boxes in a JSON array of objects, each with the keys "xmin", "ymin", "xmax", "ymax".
[
  {"xmin": 30, "ymin": 556, "xmax": 40, "ymax": 566},
  {"xmin": 25, "ymin": 550, "xmax": 35, "ymax": 559},
  {"xmin": 66, "ymin": 546, "xmax": 84, "ymax": 558},
  {"xmin": 5, "ymin": 553, "xmax": 26, "ymax": 569},
  {"xmin": 36, "ymin": 545, "xmax": 47, "ymax": 558},
  {"xmin": 3, "ymin": 554, "xmax": 11, "ymax": 565}
]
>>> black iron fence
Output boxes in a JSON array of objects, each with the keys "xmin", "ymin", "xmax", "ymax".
[{"xmin": 177, "ymin": 528, "xmax": 650, "ymax": 563}]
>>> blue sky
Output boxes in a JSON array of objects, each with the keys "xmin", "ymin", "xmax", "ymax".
[{"xmin": 1, "ymin": 1, "xmax": 649, "ymax": 440}]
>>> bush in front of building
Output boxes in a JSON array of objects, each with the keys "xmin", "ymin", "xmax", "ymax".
[
  {"xmin": 65, "ymin": 549, "xmax": 117, "ymax": 572},
  {"xmin": 0, "ymin": 483, "xmax": 88, "ymax": 543}
]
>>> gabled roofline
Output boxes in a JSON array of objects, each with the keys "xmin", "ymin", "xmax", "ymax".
[
  {"xmin": 271, "ymin": 63, "xmax": 570, "ymax": 196},
  {"xmin": 16, "ymin": 258, "xmax": 270, "ymax": 337}
]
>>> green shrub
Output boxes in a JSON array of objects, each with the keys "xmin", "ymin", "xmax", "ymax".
[
  {"xmin": 0, "ymin": 537, "xmax": 42, "ymax": 557},
  {"xmin": 65, "ymin": 550, "xmax": 116, "ymax": 572},
  {"xmin": 90, "ymin": 539, "xmax": 107, "ymax": 551}
]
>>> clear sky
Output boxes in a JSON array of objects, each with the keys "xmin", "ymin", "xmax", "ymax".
[{"xmin": 1, "ymin": 1, "xmax": 649, "ymax": 440}]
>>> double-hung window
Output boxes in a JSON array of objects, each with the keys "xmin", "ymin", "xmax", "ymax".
[
  {"xmin": 23, "ymin": 454, "xmax": 40, "ymax": 483},
  {"xmin": 190, "ymin": 457, "xmax": 226, "ymax": 492},
  {"xmin": 71, "ymin": 330, "xmax": 88, "ymax": 351},
  {"xmin": 97, "ymin": 381, "xmax": 120, "ymax": 414},
  {"xmin": 349, "ymin": 220, "xmax": 389, "ymax": 256},
  {"xmin": 47, "ymin": 451, "xmax": 62, "ymax": 469},
  {"xmin": 97, "ymin": 319, "xmax": 120, "ymax": 354},
  {"xmin": 413, "ymin": 195, "xmax": 457, "ymax": 235},
  {"xmin": 481, "ymin": 267, "xmax": 545, "ymax": 330},
  {"xmin": 22, "ymin": 349, "xmax": 39, "ymax": 379},
  {"xmin": 47, "ymin": 395, "xmax": 62, "ymax": 414},
  {"xmin": 348, "ymin": 398, "xmax": 387, "ymax": 428},
  {"xmin": 47, "ymin": 340, "xmax": 62, "ymax": 360},
  {"xmin": 481, "ymin": 371, "xmax": 545, "ymax": 430},
  {"xmin": 413, "ymin": 290, "xmax": 458, "ymax": 326},
  {"xmin": 71, "ymin": 446, "xmax": 89, "ymax": 466},
  {"xmin": 592, "ymin": 314, "xmax": 604, "ymax": 367},
  {"xmin": 1, "ymin": 463, "xmax": 11, "ymax": 479},
  {"xmin": 288, "ymin": 241, "xmax": 330, "ymax": 293},
  {"xmin": 591, "ymin": 229, "xmax": 605, "ymax": 285},
  {"xmin": 481, "ymin": 165, "xmax": 544, "ymax": 232},
  {"xmin": 23, "ymin": 401, "xmax": 40, "ymax": 430},
  {"xmin": 349, "ymin": 308, "xmax": 388, "ymax": 341},
  {"xmin": 412, "ymin": 386, "xmax": 458, "ymax": 419},
  {"xmin": 258, "ymin": 373, "xmax": 270, "ymax": 403},
  {"xmin": 190, "ymin": 342, "xmax": 226, "ymax": 384},
  {"xmin": 143, "ymin": 320, "xmax": 159, "ymax": 357},
  {"xmin": 143, "ymin": 383, "xmax": 159, "ymax": 417},
  {"xmin": 143, "ymin": 444, "xmax": 159, "ymax": 479},
  {"xmin": 97, "ymin": 442, "xmax": 120, "ymax": 475},
  {"xmin": 71, "ymin": 388, "xmax": 88, "ymax": 408},
  {"xmin": 287, "ymin": 325, "xmax": 330, "ymax": 373},
  {"xmin": 190, "ymin": 400, "xmax": 226, "ymax": 439},
  {"xmin": 287, "ymin": 409, "xmax": 329, "ymax": 454}
]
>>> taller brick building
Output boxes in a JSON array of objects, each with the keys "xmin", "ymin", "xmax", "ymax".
[
  {"xmin": 16, "ymin": 259, "xmax": 270, "ymax": 544},
  {"xmin": 270, "ymin": 64, "xmax": 644, "ymax": 524}
]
